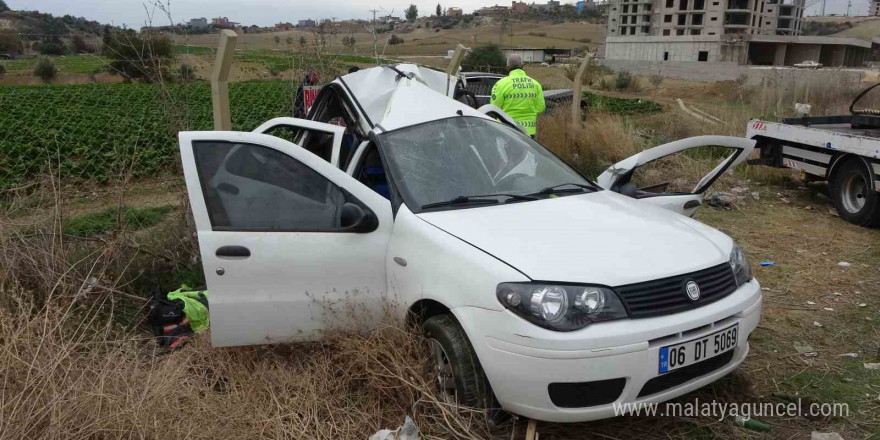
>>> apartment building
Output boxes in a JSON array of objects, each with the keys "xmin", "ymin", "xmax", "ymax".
[{"xmin": 607, "ymin": 0, "xmax": 805, "ymax": 37}]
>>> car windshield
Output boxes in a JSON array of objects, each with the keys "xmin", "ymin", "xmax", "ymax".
[{"xmin": 378, "ymin": 117, "xmax": 595, "ymax": 211}]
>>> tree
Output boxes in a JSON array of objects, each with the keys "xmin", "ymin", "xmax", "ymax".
[
  {"xmin": 342, "ymin": 36, "xmax": 356, "ymax": 52},
  {"xmin": 34, "ymin": 59, "xmax": 57, "ymax": 83},
  {"xmin": 436, "ymin": 3, "xmax": 442, "ymax": 16},
  {"xmin": 103, "ymin": 29, "xmax": 174, "ymax": 83},
  {"xmin": 273, "ymin": 35, "xmax": 280, "ymax": 47},
  {"xmin": 299, "ymin": 35, "xmax": 308, "ymax": 49},
  {"xmin": 462, "ymin": 44, "xmax": 505, "ymax": 72},
  {"xmin": 0, "ymin": 30, "xmax": 22, "ymax": 54},
  {"xmin": 388, "ymin": 34, "xmax": 404, "ymax": 45},
  {"xmin": 0, "ymin": 0, "xmax": 9, "ymax": 12},
  {"xmin": 70, "ymin": 34, "xmax": 93, "ymax": 53},
  {"xmin": 406, "ymin": 4, "xmax": 418, "ymax": 22},
  {"xmin": 286, "ymin": 36, "xmax": 294, "ymax": 45}
]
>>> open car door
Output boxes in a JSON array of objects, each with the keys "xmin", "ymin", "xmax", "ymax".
[
  {"xmin": 596, "ymin": 136, "xmax": 755, "ymax": 217},
  {"xmin": 179, "ymin": 131, "xmax": 393, "ymax": 347},
  {"xmin": 253, "ymin": 117, "xmax": 345, "ymax": 168}
]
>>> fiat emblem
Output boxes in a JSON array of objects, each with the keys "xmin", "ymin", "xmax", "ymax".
[{"xmin": 686, "ymin": 281, "xmax": 700, "ymax": 301}]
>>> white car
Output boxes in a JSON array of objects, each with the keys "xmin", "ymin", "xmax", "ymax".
[
  {"xmin": 178, "ymin": 65, "xmax": 762, "ymax": 422},
  {"xmin": 794, "ymin": 60, "xmax": 822, "ymax": 69}
]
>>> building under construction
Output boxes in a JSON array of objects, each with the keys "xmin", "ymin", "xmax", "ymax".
[{"xmin": 603, "ymin": 0, "xmax": 875, "ymax": 67}]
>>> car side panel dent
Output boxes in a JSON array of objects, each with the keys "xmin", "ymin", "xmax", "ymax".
[{"xmin": 387, "ymin": 204, "xmax": 529, "ymax": 319}]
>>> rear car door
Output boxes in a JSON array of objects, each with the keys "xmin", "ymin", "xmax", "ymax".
[
  {"xmin": 596, "ymin": 136, "xmax": 755, "ymax": 217},
  {"xmin": 179, "ymin": 131, "xmax": 393, "ymax": 347}
]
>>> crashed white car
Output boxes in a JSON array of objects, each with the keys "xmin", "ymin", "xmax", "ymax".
[{"xmin": 179, "ymin": 64, "xmax": 762, "ymax": 422}]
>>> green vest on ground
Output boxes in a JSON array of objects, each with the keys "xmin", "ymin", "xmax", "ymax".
[
  {"xmin": 167, "ymin": 287, "xmax": 210, "ymax": 332},
  {"xmin": 489, "ymin": 69, "xmax": 546, "ymax": 136}
]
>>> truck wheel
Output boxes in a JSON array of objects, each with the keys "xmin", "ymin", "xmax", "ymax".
[
  {"xmin": 422, "ymin": 314, "xmax": 494, "ymax": 409},
  {"xmin": 830, "ymin": 158, "xmax": 880, "ymax": 227}
]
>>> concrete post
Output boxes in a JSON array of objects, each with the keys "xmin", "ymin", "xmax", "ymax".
[
  {"xmin": 572, "ymin": 56, "xmax": 591, "ymax": 127},
  {"xmin": 212, "ymin": 30, "xmax": 238, "ymax": 131}
]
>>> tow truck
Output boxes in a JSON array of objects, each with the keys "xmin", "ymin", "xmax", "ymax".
[{"xmin": 746, "ymin": 84, "xmax": 880, "ymax": 227}]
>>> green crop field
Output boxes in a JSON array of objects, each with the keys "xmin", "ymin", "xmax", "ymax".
[
  {"xmin": 1, "ymin": 55, "xmax": 111, "ymax": 74},
  {"xmin": 0, "ymin": 80, "xmax": 296, "ymax": 189}
]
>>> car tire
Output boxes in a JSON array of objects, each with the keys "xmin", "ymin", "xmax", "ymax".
[
  {"xmin": 422, "ymin": 314, "xmax": 494, "ymax": 409},
  {"xmin": 830, "ymin": 157, "xmax": 880, "ymax": 227}
]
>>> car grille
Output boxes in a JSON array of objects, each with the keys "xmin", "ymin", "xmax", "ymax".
[
  {"xmin": 637, "ymin": 350, "xmax": 735, "ymax": 397},
  {"xmin": 548, "ymin": 378, "xmax": 627, "ymax": 408},
  {"xmin": 615, "ymin": 263, "xmax": 738, "ymax": 319}
]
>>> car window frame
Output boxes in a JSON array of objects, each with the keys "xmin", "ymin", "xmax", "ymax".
[{"xmin": 192, "ymin": 140, "xmax": 376, "ymax": 233}]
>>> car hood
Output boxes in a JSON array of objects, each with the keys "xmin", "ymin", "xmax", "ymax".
[{"xmin": 416, "ymin": 191, "xmax": 732, "ymax": 287}]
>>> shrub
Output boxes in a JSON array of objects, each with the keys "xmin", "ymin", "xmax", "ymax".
[
  {"xmin": 36, "ymin": 39, "xmax": 67, "ymax": 55},
  {"xmin": 104, "ymin": 29, "xmax": 174, "ymax": 83},
  {"xmin": 0, "ymin": 29, "xmax": 22, "ymax": 53},
  {"xmin": 649, "ymin": 74, "xmax": 663, "ymax": 87},
  {"xmin": 462, "ymin": 44, "xmax": 505, "ymax": 73},
  {"xmin": 388, "ymin": 34, "xmax": 405, "ymax": 45},
  {"xmin": 70, "ymin": 34, "xmax": 94, "ymax": 53},
  {"xmin": 615, "ymin": 70, "xmax": 632, "ymax": 90},
  {"xmin": 177, "ymin": 64, "xmax": 196, "ymax": 82},
  {"xmin": 0, "ymin": 63, "xmax": 5, "ymax": 76},
  {"xmin": 34, "ymin": 59, "xmax": 57, "ymax": 83}
]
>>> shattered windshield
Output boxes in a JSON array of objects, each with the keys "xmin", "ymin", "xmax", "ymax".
[{"xmin": 378, "ymin": 117, "xmax": 594, "ymax": 211}]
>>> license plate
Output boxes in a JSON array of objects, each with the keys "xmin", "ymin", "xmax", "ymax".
[{"xmin": 659, "ymin": 324, "xmax": 738, "ymax": 374}]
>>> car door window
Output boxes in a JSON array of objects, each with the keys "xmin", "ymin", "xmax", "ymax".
[
  {"xmin": 193, "ymin": 141, "xmax": 346, "ymax": 230},
  {"xmin": 305, "ymin": 88, "xmax": 363, "ymax": 169},
  {"xmin": 628, "ymin": 146, "xmax": 737, "ymax": 197}
]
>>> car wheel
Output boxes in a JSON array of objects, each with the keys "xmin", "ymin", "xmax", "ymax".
[
  {"xmin": 422, "ymin": 314, "xmax": 493, "ymax": 408},
  {"xmin": 831, "ymin": 157, "xmax": 880, "ymax": 227}
]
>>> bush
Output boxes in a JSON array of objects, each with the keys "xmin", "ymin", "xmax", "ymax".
[
  {"xmin": 70, "ymin": 34, "xmax": 94, "ymax": 53},
  {"xmin": 104, "ymin": 29, "xmax": 174, "ymax": 83},
  {"xmin": 0, "ymin": 29, "xmax": 22, "ymax": 53},
  {"xmin": 177, "ymin": 64, "xmax": 196, "ymax": 82},
  {"xmin": 36, "ymin": 39, "xmax": 67, "ymax": 55},
  {"xmin": 388, "ymin": 34, "xmax": 405, "ymax": 45},
  {"xmin": 0, "ymin": 63, "xmax": 5, "ymax": 76},
  {"xmin": 462, "ymin": 44, "xmax": 505, "ymax": 73},
  {"xmin": 615, "ymin": 70, "xmax": 632, "ymax": 90},
  {"xmin": 649, "ymin": 74, "xmax": 663, "ymax": 87},
  {"xmin": 34, "ymin": 59, "xmax": 57, "ymax": 83}
]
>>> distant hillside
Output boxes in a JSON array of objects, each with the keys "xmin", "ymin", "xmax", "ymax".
[
  {"xmin": 802, "ymin": 16, "xmax": 880, "ymax": 39},
  {"xmin": 0, "ymin": 5, "xmax": 117, "ymax": 55}
]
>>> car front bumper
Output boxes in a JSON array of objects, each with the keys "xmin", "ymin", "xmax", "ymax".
[{"xmin": 452, "ymin": 279, "xmax": 763, "ymax": 423}]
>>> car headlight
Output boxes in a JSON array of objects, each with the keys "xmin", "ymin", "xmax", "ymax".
[
  {"xmin": 497, "ymin": 283, "xmax": 628, "ymax": 331},
  {"xmin": 729, "ymin": 244, "xmax": 753, "ymax": 287}
]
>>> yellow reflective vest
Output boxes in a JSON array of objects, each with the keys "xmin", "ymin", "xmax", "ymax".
[{"xmin": 489, "ymin": 69, "xmax": 546, "ymax": 135}]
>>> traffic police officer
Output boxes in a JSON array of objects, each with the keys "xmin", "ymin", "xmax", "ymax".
[{"xmin": 490, "ymin": 54, "xmax": 546, "ymax": 138}]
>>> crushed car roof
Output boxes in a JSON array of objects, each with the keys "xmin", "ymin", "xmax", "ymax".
[{"xmin": 338, "ymin": 64, "xmax": 493, "ymax": 133}]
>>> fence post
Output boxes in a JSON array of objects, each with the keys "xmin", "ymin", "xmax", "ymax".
[
  {"xmin": 572, "ymin": 55, "xmax": 590, "ymax": 127},
  {"xmin": 212, "ymin": 30, "xmax": 238, "ymax": 131},
  {"xmin": 445, "ymin": 44, "xmax": 467, "ymax": 77}
]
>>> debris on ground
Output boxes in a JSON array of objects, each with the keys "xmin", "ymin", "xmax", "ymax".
[
  {"xmin": 822, "ymin": 307, "xmax": 834, "ymax": 312},
  {"xmin": 811, "ymin": 432, "xmax": 845, "ymax": 440},
  {"xmin": 813, "ymin": 321, "xmax": 823, "ymax": 327},
  {"xmin": 864, "ymin": 363, "xmax": 880, "ymax": 370},
  {"xmin": 369, "ymin": 416, "xmax": 420, "ymax": 440},
  {"xmin": 750, "ymin": 192, "xmax": 760, "ymax": 201},
  {"xmin": 838, "ymin": 353, "xmax": 858, "ymax": 358},
  {"xmin": 795, "ymin": 343, "xmax": 818, "ymax": 357},
  {"xmin": 707, "ymin": 192, "xmax": 740, "ymax": 209},
  {"xmin": 858, "ymin": 303, "xmax": 867, "ymax": 308},
  {"xmin": 807, "ymin": 301, "xmax": 817, "ymax": 305},
  {"xmin": 837, "ymin": 262, "xmax": 851, "ymax": 268},
  {"xmin": 733, "ymin": 416, "xmax": 771, "ymax": 432},
  {"xmin": 760, "ymin": 261, "xmax": 775, "ymax": 267}
]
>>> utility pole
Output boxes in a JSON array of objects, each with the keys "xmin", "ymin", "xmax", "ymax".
[
  {"xmin": 820, "ymin": 0, "xmax": 826, "ymax": 16},
  {"xmin": 847, "ymin": 0, "xmax": 851, "ymax": 16}
]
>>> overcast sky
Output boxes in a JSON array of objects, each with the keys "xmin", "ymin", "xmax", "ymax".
[{"xmin": 6, "ymin": 0, "xmax": 870, "ymax": 28}]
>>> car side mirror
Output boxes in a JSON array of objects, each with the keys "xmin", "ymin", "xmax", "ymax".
[{"xmin": 340, "ymin": 202, "xmax": 378, "ymax": 233}]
